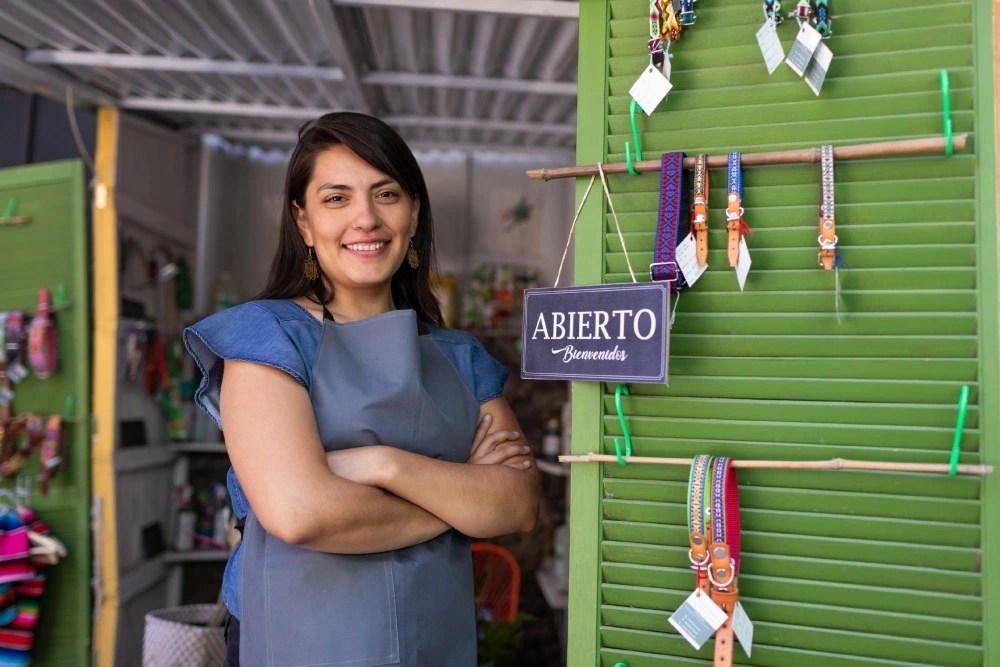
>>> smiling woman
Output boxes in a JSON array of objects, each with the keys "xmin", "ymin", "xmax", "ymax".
[{"xmin": 183, "ymin": 112, "xmax": 539, "ymax": 667}]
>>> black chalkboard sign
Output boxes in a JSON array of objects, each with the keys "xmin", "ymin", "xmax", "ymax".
[{"xmin": 521, "ymin": 283, "xmax": 669, "ymax": 383}]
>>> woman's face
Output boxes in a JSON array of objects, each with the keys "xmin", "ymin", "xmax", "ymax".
[{"xmin": 295, "ymin": 144, "xmax": 419, "ymax": 299}]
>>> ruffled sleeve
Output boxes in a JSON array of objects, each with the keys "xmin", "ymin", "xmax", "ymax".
[
  {"xmin": 468, "ymin": 337, "xmax": 509, "ymax": 404},
  {"xmin": 184, "ymin": 302, "xmax": 310, "ymax": 430}
]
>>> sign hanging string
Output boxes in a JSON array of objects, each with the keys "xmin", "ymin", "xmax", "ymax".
[{"xmin": 552, "ymin": 163, "xmax": 639, "ymax": 288}]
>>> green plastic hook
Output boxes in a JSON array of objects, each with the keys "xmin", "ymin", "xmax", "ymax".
[
  {"xmin": 63, "ymin": 394, "xmax": 76, "ymax": 419},
  {"xmin": 940, "ymin": 70, "xmax": 953, "ymax": 157},
  {"xmin": 948, "ymin": 384, "xmax": 970, "ymax": 477},
  {"xmin": 625, "ymin": 99, "xmax": 643, "ymax": 176},
  {"xmin": 2, "ymin": 198, "xmax": 15, "ymax": 220},
  {"xmin": 613, "ymin": 384, "xmax": 632, "ymax": 466}
]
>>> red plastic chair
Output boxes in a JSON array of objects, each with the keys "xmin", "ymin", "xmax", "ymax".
[{"xmin": 471, "ymin": 542, "xmax": 521, "ymax": 622}]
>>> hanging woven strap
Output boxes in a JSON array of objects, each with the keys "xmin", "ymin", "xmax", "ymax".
[
  {"xmin": 651, "ymin": 151, "xmax": 689, "ymax": 292},
  {"xmin": 661, "ymin": 0, "xmax": 681, "ymax": 42},
  {"xmin": 793, "ymin": 0, "xmax": 811, "ymax": 22},
  {"xmin": 687, "ymin": 454, "xmax": 714, "ymax": 594},
  {"xmin": 709, "ymin": 456, "xmax": 741, "ymax": 667},
  {"xmin": 818, "ymin": 144, "xmax": 838, "ymax": 271},
  {"xmin": 691, "ymin": 154, "xmax": 710, "ymax": 267},
  {"xmin": 680, "ymin": 0, "xmax": 697, "ymax": 25},
  {"xmin": 764, "ymin": 0, "xmax": 784, "ymax": 24},
  {"xmin": 4, "ymin": 312, "xmax": 28, "ymax": 384},
  {"xmin": 648, "ymin": 0, "xmax": 664, "ymax": 66},
  {"xmin": 725, "ymin": 153, "xmax": 751, "ymax": 268},
  {"xmin": 815, "ymin": 0, "xmax": 832, "ymax": 37}
]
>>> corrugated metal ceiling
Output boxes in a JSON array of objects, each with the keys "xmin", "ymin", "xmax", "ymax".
[{"xmin": 0, "ymin": 0, "xmax": 578, "ymax": 153}]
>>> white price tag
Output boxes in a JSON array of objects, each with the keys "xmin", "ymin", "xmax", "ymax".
[
  {"xmin": 675, "ymin": 232, "xmax": 707, "ymax": 287},
  {"xmin": 629, "ymin": 64, "xmax": 673, "ymax": 116},
  {"xmin": 785, "ymin": 23, "xmax": 822, "ymax": 77},
  {"xmin": 756, "ymin": 21, "xmax": 785, "ymax": 74},
  {"xmin": 668, "ymin": 590, "xmax": 728, "ymax": 650},
  {"xmin": 0, "ymin": 386, "xmax": 13, "ymax": 406},
  {"xmin": 804, "ymin": 41, "xmax": 834, "ymax": 95},
  {"xmin": 736, "ymin": 237, "xmax": 752, "ymax": 292},
  {"xmin": 732, "ymin": 602, "xmax": 754, "ymax": 657}
]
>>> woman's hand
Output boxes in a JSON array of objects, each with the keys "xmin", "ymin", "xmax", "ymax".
[{"xmin": 467, "ymin": 414, "xmax": 532, "ymax": 470}]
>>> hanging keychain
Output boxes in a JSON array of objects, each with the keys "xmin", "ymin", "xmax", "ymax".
[
  {"xmin": 757, "ymin": 1, "xmax": 786, "ymax": 74},
  {"xmin": 27, "ymin": 289, "xmax": 58, "ymax": 379},
  {"xmin": 680, "ymin": 0, "xmax": 697, "ymax": 26},
  {"xmin": 814, "ymin": 0, "xmax": 832, "ymax": 37},
  {"xmin": 4, "ymin": 313, "xmax": 28, "ymax": 384},
  {"xmin": 631, "ymin": 0, "xmax": 674, "ymax": 116}
]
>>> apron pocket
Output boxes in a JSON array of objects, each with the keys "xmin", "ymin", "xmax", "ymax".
[{"xmin": 258, "ymin": 534, "xmax": 400, "ymax": 666}]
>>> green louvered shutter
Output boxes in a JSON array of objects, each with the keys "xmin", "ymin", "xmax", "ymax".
[{"xmin": 567, "ymin": 1, "xmax": 1000, "ymax": 666}]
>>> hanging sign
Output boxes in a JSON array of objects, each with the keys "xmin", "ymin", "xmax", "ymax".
[{"xmin": 521, "ymin": 283, "xmax": 669, "ymax": 383}]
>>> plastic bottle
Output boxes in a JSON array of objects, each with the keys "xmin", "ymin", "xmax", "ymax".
[{"xmin": 542, "ymin": 418, "xmax": 561, "ymax": 462}]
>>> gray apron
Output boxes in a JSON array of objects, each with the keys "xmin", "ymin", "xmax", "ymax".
[{"xmin": 238, "ymin": 309, "xmax": 480, "ymax": 666}]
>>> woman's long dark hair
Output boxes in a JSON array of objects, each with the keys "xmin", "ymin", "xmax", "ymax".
[{"xmin": 256, "ymin": 112, "xmax": 443, "ymax": 327}]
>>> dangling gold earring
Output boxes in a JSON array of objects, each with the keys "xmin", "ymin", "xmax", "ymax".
[
  {"xmin": 303, "ymin": 247, "xmax": 319, "ymax": 281},
  {"xmin": 407, "ymin": 239, "xmax": 420, "ymax": 270}
]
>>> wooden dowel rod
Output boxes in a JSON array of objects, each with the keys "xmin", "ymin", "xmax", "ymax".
[
  {"xmin": 557, "ymin": 453, "xmax": 993, "ymax": 476},
  {"xmin": 526, "ymin": 134, "xmax": 969, "ymax": 182}
]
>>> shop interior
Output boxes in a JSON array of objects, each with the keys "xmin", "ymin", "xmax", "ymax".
[{"xmin": 0, "ymin": 2, "xmax": 578, "ymax": 665}]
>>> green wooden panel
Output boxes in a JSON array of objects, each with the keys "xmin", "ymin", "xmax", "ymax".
[
  {"xmin": 602, "ymin": 564, "xmax": 983, "ymax": 620},
  {"xmin": 574, "ymin": 0, "xmax": 994, "ymax": 664},
  {"xmin": 0, "ymin": 160, "xmax": 91, "ymax": 666}
]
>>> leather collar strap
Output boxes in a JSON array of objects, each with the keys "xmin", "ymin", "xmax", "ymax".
[
  {"xmin": 725, "ymin": 153, "xmax": 751, "ymax": 268},
  {"xmin": 691, "ymin": 154, "xmax": 710, "ymax": 267},
  {"xmin": 687, "ymin": 454, "xmax": 713, "ymax": 593},
  {"xmin": 651, "ymin": 151, "xmax": 690, "ymax": 293},
  {"xmin": 709, "ymin": 456, "xmax": 741, "ymax": 667},
  {"xmin": 28, "ymin": 289, "xmax": 58, "ymax": 379},
  {"xmin": 818, "ymin": 144, "xmax": 838, "ymax": 270}
]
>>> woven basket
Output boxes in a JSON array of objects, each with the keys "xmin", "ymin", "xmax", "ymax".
[{"xmin": 141, "ymin": 604, "xmax": 226, "ymax": 667}]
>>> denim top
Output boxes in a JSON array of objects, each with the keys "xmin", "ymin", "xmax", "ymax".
[{"xmin": 183, "ymin": 299, "xmax": 509, "ymax": 617}]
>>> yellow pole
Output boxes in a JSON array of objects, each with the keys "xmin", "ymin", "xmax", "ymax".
[{"xmin": 91, "ymin": 106, "xmax": 120, "ymax": 667}]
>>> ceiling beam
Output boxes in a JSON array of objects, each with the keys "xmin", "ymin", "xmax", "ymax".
[
  {"xmin": 0, "ymin": 40, "xmax": 115, "ymax": 106},
  {"xmin": 333, "ymin": 0, "xmax": 578, "ymax": 19},
  {"xmin": 121, "ymin": 98, "xmax": 575, "ymax": 135},
  {"xmin": 25, "ymin": 50, "xmax": 345, "ymax": 80},
  {"xmin": 386, "ymin": 115, "xmax": 576, "ymax": 135},
  {"xmin": 361, "ymin": 70, "xmax": 576, "ymax": 95},
  {"xmin": 120, "ymin": 97, "xmax": 332, "ymax": 119},
  {"xmin": 305, "ymin": 0, "xmax": 372, "ymax": 113},
  {"xmin": 196, "ymin": 127, "xmax": 573, "ymax": 156}
]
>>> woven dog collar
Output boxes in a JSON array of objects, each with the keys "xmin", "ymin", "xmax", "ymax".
[
  {"xmin": 691, "ymin": 154, "xmax": 710, "ymax": 267},
  {"xmin": 651, "ymin": 151, "xmax": 689, "ymax": 292},
  {"xmin": 818, "ymin": 144, "xmax": 838, "ymax": 270},
  {"xmin": 709, "ymin": 456, "xmax": 741, "ymax": 667},
  {"xmin": 687, "ymin": 454, "xmax": 714, "ymax": 593},
  {"xmin": 725, "ymin": 153, "xmax": 751, "ymax": 268}
]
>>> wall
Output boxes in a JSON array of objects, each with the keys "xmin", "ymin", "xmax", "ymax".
[
  {"xmin": 568, "ymin": 1, "xmax": 998, "ymax": 666},
  {"xmin": 204, "ymin": 146, "xmax": 575, "ymax": 311},
  {"xmin": 0, "ymin": 87, "xmax": 96, "ymax": 170}
]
